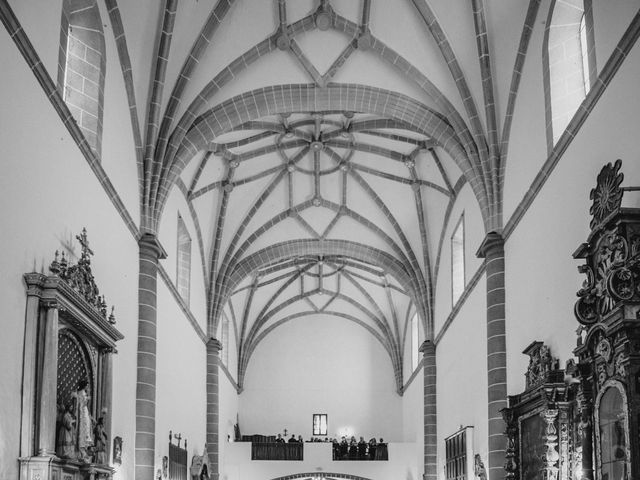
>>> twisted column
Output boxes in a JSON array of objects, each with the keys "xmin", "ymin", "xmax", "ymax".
[
  {"xmin": 477, "ymin": 232, "xmax": 507, "ymax": 480},
  {"xmin": 135, "ymin": 234, "xmax": 166, "ymax": 480},
  {"xmin": 206, "ymin": 338, "xmax": 222, "ymax": 480},
  {"xmin": 420, "ymin": 340, "xmax": 437, "ymax": 480}
]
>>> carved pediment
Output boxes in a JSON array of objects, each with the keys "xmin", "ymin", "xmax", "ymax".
[
  {"xmin": 523, "ymin": 341, "xmax": 560, "ymax": 390},
  {"xmin": 49, "ymin": 228, "xmax": 116, "ymax": 324}
]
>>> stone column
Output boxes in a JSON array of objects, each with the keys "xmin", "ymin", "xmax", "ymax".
[
  {"xmin": 21, "ymin": 273, "xmax": 44, "ymax": 457},
  {"xmin": 206, "ymin": 338, "xmax": 222, "ymax": 480},
  {"xmin": 100, "ymin": 347, "xmax": 114, "ymax": 462},
  {"xmin": 38, "ymin": 299, "xmax": 59, "ymax": 456},
  {"xmin": 135, "ymin": 234, "xmax": 166, "ymax": 480},
  {"xmin": 420, "ymin": 340, "xmax": 437, "ymax": 480},
  {"xmin": 477, "ymin": 232, "xmax": 507, "ymax": 480}
]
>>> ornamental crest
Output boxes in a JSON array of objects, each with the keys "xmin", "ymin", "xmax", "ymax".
[
  {"xmin": 589, "ymin": 159, "xmax": 624, "ymax": 230},
  {"xmin": 49, "ymin": 228, "xmax": 115, "ymax": 323},
  {"xmin": 523, "ymin": 341, "xmax": 559, "ymax": 389}
]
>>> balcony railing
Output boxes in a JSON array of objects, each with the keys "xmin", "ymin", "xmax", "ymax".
[{"xmin": 251, "ymin": 442, "xmax": 303, "ymax": 461}]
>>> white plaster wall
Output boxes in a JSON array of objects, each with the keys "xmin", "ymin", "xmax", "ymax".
[
  {"xmin": 223, "ymin": 442, "xmax": 418, "ymax": 480},
  {"xmin": 219, "ymin": 370, "xmax": 240, "ymax": 478},
  {"xmin": 435, "ymin": 278, "xmax": 488, "ymax": 477},
  {"xmin": 239, "ymin": 314, "xmax": 402, "ymax": 442},
  {"xmin": 0, "ymin": 12, "xmax": 211, "ymax": 480},
  {"xmin": 503, "ymin": 0, "xmax": 640, "ymax": 222},
  {"xmin": 504, "ymin": 40, "xmax": 640, "ymax": 394},
  {"xmin": 0, "ymin": 27, "xmax": 140, "ymax": 480},
  {"xmin": 97, "ymin": 0, "xmax": 141, "ymax": 223},
  {"xmin": 433, "ymin": 184, "xmax": 486, "ymax": 334},
  {"xmin": 155, "ymin": 279, "xmax": 208, "ymax": 470},
  {"xmin": 157, "ymin": 185, "xmax": 208, "ymax": 332}
]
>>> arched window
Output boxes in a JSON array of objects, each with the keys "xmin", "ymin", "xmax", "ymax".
[
  {"xmin": 58, "ymin": 0, "xmax": 106, "ymax": 156},
  {"xmin": 597, "ymin": 384, "xmax": 628, "ymax": 479},
  {"xmin": 176, "ymin": 214, "xmax": 192, "ymax": 304},
  {"xmin": 451, "ymin": 214, "xmax": 465, "ymax": 305},
  {"xmin": 410, "ymin": 312, "xmax": 419, "ymax": 371},
  {"xmin": 543, "ymin": 0, "xmax": 595, "ymax": 149},
  {"xmin": 221, "ymin": 313, "xmax": 230, "ymax": 367},
  {"xmin": 579, "ymin": 13, "xmax": 591, "ymax": 94}
]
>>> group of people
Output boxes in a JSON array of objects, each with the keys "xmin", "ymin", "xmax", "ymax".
[
  {"xmin": 332, "ymin": 436, "xmax": 388, "ymax": 461},
  {"xmin": 274, "ymin": 433, "xmax": 305, "ymax": 443},
  {"xmin": 270, "ymin": 433, "xmax": 388, "ymax": 460}
]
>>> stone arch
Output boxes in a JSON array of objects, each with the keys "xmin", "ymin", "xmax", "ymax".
[
  {"xmin": 152, "ymin": 84, "xmax": 489, "ymax": 233},
  {"xmin": 210, "ymin": 238, "xmax": 429, "ymax": 338},
  {"xmin": 268, "ymin": 473, "xmax": 375, "ymax": 480}
]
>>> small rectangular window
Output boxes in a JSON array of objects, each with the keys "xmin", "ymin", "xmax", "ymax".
[
  {"xmin": 451, "ymin": 214, "xmax": 465, "ymax": 304},
  {"xmin": 312, "ymin": 414, "xmax": 328, "ymax": 436},
  {"xmin": 176, "ymin": 214, "xmax": 191, "ymax": 304}
]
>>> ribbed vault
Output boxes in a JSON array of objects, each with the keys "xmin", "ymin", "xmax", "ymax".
[
  {"xmin": 178, "ymin": 111, "xmax": 461, "ymax": 392},
  {"xmin": 133, "ymin": 0, "xmax": 516, "ymax": 391}
]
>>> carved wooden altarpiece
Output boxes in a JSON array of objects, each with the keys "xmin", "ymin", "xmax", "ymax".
[
  {"xmin": 502, "ymin": 342, "xmax": 578, "ymax": 480},
  {"xmin": 570, "ymin": 159, "xmax": 640, "ymax": 480},
  {"xmin": 19, "ymin": 229, "xmax": 123, "ymax": 480}
]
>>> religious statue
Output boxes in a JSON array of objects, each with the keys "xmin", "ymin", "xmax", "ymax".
[
  {"xmin": 56, "ymin": 401, "xmax": 76, "ymax": 458},
  {"xmin": 71, "ymin": 379, "xmax": 94, "ymax": 462},
  {"xmin": 474, "ymin": 454, "xmax": 487, "ymax": 480},
  {"xmin": 93, "ymin": 412, "xmax": 108, "ymax": 464}
]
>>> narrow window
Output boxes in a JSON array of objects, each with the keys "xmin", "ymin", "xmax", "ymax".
[
  {"xmin": 543, "ymin": 0, "xmax": 594, "ymax": 148},
  {"xmin": 579, "ymin": 14, "xmax": 591, "ymax": 94},
  {"xmin": 451, "ymin": 215, "xmax": 465, "ymax": 305},
  {"xmin": 312, "ymin": 414, "xmax": 328, "ymax": 436},
  {"xmin": 411, "ymin": 312, "xmax": 419, "ymax": 371},
  {"xmin": 176, "ymin": 214, "xmax": 191, "ymax": 304},
  {"xmin": 58, "ymin": 0, "xmax": 106, "ymax": 156},
  {"xmin": 221, "ymin": 313, "xmax": 230, "ymax": 366}
]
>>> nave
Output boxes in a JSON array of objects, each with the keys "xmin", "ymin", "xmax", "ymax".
[{"xmin": 2, "ymin": 1, "xmax": 640, "ymax": 480}]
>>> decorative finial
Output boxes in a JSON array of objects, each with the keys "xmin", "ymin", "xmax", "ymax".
[
  {"xmin": 76, "ymin": 227, "xmax": 94, "ymax": 258},
  {"xmin": 109, "ymin": 306, "xmax": 116, "ymax": 324},
  {"xmin": 50, "ymin": 250, "xmax": 61, "ymax": 275}
]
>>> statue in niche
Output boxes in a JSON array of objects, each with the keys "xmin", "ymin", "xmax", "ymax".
[
  {"xmin": 56, "ymin": 401, "xmax": 76, "ymax": 458},
  {"xmin": 93, "ymin": 411, "xmax": 108, "ymax": 464},
  {"xmin": 71, "ymin": 379, "xmax": 94, "ymax": 462},
  {"xmin": 474, "ymin": 454, "xmax": 487, "ymax": 480}
]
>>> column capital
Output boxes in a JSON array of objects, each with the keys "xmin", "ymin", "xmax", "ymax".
[
  {"xmin": 138, "ymin": 233, "xmax": 167, "ymax": 260},
  {"xmin": 207, "ymin": 338, "xmax": 223, "ymax": 353},
  {"xmin": 419, "ymin": 339, "xmax": 435, "ymax": 355},
  {"xmin": 24, "ymin": 272, "xmax": 46, "ymax": 296},
  {"xmin": 476, "ymin": 231, "xmax": 504, "ymax": 258}
]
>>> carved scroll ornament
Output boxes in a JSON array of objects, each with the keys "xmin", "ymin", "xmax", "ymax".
[{"xmin": 574, "ymin": 229, "xmax": 640, "ymax": 325}]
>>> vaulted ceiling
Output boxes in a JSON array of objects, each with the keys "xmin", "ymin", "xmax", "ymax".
[{"xmin": 124, "ymin": 0, "xmax": 534, "ymax": 388}]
